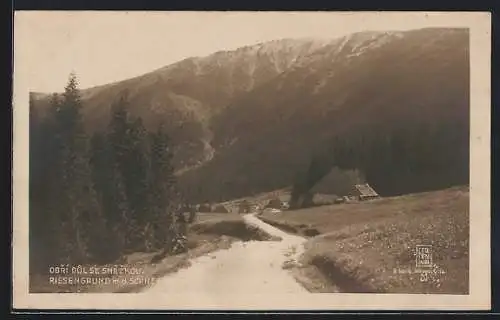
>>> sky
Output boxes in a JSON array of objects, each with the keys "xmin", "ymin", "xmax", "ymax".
[{"xmin": 14, "ymin": 11, "xmax": 475, "ymax": 93}]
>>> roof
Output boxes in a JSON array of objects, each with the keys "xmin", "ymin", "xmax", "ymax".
[{"xmin": 353, "ymin": 183, "xmax": 379, "ymax": 197}]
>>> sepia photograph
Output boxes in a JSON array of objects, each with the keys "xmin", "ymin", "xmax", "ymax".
[{"xmin": 13, "ymin": 11, "xmax": 491, "ymax": 310}]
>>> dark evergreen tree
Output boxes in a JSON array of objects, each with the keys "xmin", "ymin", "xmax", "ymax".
[
  {"xmin": 149, "ymin": 122, "xmax": 184, "ymax": 253},
  {"xmin": 89, "ymin": 132, "xmax": 128, "ymax": 261},
  {"xmin": 54, "ymin": 73, "xmax": 105, "ymax": 263}
]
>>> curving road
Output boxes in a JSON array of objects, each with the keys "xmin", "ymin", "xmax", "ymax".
[{"xmin": 144, "ymin": 214, "xmax": 309, "ymax": 294}]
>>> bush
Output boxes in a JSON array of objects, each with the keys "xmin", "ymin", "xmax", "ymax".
[{"xmin": 303, "ymin": 228, "xmax": 321, "ymax": 237}]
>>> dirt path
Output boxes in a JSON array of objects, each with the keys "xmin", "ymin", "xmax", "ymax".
[{"xmin": 144, "ymin": 214, "xmax": 309, "ymax": 294}]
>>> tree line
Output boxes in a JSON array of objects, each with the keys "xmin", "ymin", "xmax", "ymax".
[
  {"xmin": 29, "ymin": 74, "xmax": 189, "ymax": 273},
  {"xmin": 290, "ymin": 111, "xmax": 469, "ymax": 208}
]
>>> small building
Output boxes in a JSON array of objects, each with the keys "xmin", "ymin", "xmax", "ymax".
[
  {"xmin": 348, "ymin": 183, "xmax": 380, "ymax": 201},
  {"xmin": 250, "ymin": 204, "xmax": 261, "ymax": 212},
  {"xmin": 238, "ymin": 200, "xmax": 252, "ymax": 214},
  {"xmin": 334, "ymin": 197, "xmax": 345, "ymax": 204},
  {"xmin": 265, "ymin": 198, "xmax": 282, "ymax": 209},
  {"xmin": 281, "ymin": 201, "xmax": 290, "ymax": 210},
  {"xmin": 264, "ymin": 207, "xmax": 281, "ymax": 214}
]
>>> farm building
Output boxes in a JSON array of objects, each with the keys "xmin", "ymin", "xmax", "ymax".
[
  {"xmin": 265, "ymin": 198, "xmax": 282, "ymax": 209},
  {"xmin": 348, "ymin": 183, "xmax": 380, "ymax": 201},
  {"xmin": 281, "ymin": 201, "xmax": 290, "ymax": 210},
  {"xmin": 238, "ymin": 200, "xmax": 252, "ymax": 214},
  {"xmin": 250, "ymin": 204, "xmax": 261, "ymax": 212},
  {"xmin": 334, "ymin": 197, "xmax": 345, "ymax": 204}
]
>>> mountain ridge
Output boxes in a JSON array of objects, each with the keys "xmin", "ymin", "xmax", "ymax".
[{"xmin": 30, "ymin": 27, "xmax": 469, "ymax": 202}]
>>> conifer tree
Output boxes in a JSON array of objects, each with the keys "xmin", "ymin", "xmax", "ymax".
[
  {"xmin": 105, "ymin": 92, "xmax": 139, "ymax": 252},
  {"xmin": 51, "ymin": 73, "xmax": 103, "ymax": 263},
  {"xmin": 149, "ymin": 122, "xmax": 184, "ymax": 253}
]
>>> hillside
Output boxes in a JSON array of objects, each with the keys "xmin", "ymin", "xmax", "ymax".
[
  {"xmin": 30, "ymin": 27, "xmax": 469, "ymax": 203},
  {"xmin": 179, "ymin": 28, "xmax": 469, "ymax": 202},
  {"xmin": 30, "ymin": 38, "xmax": 330, "ymax": 170}
]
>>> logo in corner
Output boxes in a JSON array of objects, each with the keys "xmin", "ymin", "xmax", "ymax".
[{"xmin": 415, "ymin": 245, "xmax": 433, "ymax": 269}]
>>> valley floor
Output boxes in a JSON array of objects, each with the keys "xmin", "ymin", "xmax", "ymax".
[{"xmin": 30, "ymin": 186, "xmax": 469, "ymax": 296}]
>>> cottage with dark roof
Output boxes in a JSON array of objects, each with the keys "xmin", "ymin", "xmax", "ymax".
[{"xmin": 348, "ymin": 183, "xmax": 380, "ymax": 201}]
